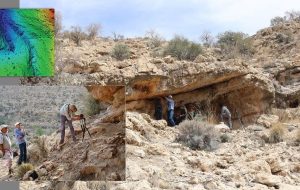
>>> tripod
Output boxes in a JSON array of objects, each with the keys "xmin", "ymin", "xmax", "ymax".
[{"xmin": 80, "ymin": 117, "xmax": 92, "ymax": 141}]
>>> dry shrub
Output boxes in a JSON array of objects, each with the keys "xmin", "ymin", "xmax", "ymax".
[
  {"xmin": 145, "ymin": 29, "xmax": 164, "ymax": 48},
  {"xmin": 28, "ymin": 136, "xmax": 48, "ymax": 163},
  {"xmin": 17, "ymin": 163, "xmax": 33, "ymax": 178},
  {"xmin": 87, "ymin": 23, "xmax": 101, "ymax": 40},
  {"xmin": 269, "ymin": 123, "xmax": 285, "ymax": 143},
  {"xmin": 176, "ymin": 120, "xmax": 220, "ymax": 151},
  {"xmin": 69, "ymin": 26, "xmax": 86, "ymax": 46}
]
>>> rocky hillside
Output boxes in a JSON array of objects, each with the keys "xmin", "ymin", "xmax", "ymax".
[
  {"xmin": 20, "ymin": 110, "xmax": 300, "ymax": 190},
  {"xmin": 19, "ymin": 19, "xmax": 300, "ymax": 190},
  {"xmin": 1, "ymin": 110, "xmax": 125, "ymax": 182},
  {"xmin": 33, "ymin": 21, "xmax": 297, "ymax": 127}
]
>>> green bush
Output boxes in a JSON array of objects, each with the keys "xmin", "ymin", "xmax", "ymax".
[
  {"xmin": 176, "ymin": 120, "xmax": 220, "ymax": 151},
  {"xmin": 34, "ymin": 126, "xmax": 44, "ymax": 137},
  {"xmin": 220, "ymin": 134, "xmax": 230, "ymax": 143},
  {"xmin": 84, "ymin": 95, "xmax": 102, "ymax": 116},
  {"xmin": 17, "ymin": 163, "xmax": 34, "ymax": 178},
  {"xmin": 111, "ymin": 43, "xmax": 130, "ymax": 61},
  {"xmin": 217, "ymin": 31, "xmax": 254, "ymax": 59},
  {"xmin": 163, "ymin": 35, "xmax": 203, "ymax": 61}
]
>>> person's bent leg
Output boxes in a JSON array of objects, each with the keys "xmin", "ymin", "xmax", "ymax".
[
  {"xmin": 67, "ymin": 120, "xmax": 77, "ymax": 141},
  {"xmin": 60, "ymin": 115, "xmax": 66, "ymax": 144}
]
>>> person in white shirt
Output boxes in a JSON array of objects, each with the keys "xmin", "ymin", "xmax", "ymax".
[
  {"xmin": 0, "ymin": 125, "xmax": 13, "ymax": 175},
  {"xmin": 59, "ymin": 104, "xmax": 81, "ymax": 145}
]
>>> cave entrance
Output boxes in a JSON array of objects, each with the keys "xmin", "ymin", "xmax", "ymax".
[{"xmin": 171, "ymin": 85, "xmax": 271, "ymax": 129}]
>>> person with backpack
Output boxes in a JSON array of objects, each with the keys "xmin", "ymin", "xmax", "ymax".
[
  {"xmin": 0, "ymin": 125, "xmax": 13, "ymax": 175},
  {"xmin": 59, "ymin": 104, "xmax": 82, "ymax": 145},
  {"xmin": 14, "ymin": 122, "xmax": 27, "ymax": 165},
  {"xmin": 165, "ymin": 95, "xmax": 176, "ymax": 127}
]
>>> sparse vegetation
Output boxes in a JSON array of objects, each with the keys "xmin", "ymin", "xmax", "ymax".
[
  {"xmin": 69, "ymin": 26, "xmax": 86, "ymax": 46},
  {"xmin": 34, "ymin": 126, "xmax": 45, "ymax": 137},
  {"xmin": 145, "ymin": 30, "xmax": 164, "ymax": 48},
  {"xmin": 220, "ymin": 134, "xmax": 230, "ymax": 143},
  {"xmin": 217, "ymin": 31, "xmax": 254, "ymax": 59},
  {"xmin": 111, "ymin": 43, "xmax": 130, "ymax": 61},
  {"xmin": 270, "ymin": 16, "xmax": 286, "ymax": 26},
  {"xmin": 34, "ymin": 136, "xmax": 48, "ymax": 158},
  {"xmin": 17, "ymin": 163, "xmax": 34, "ymax": 179},
  {"xmin": 112, "ymin": 32, "xmax": 125, "ymax": 42},
  {"xmin": 275, "ymin": 32, "xmax": 293, "ymax": 44},
  {"xmin": 0, "ymin": 116, "xmax": 8, "ymax": 125},
  {"xmin": 87, "ymin": 24, "xmax": 101, "ymax": 40},
  {"xmin": 176, "ymin": 120, "xmax": 220, "ymax": 151},
  {"xmin": 84, "ymin": 95, "xmax": 102, "ymax": 116},
  {"xmin": 268, "ymin": 123, "xmax": 285, "ymax": 143},
  {"xmin": 270, "ymin": 10, "xmax": 300, "ymax": 26},
  {"xmin": 163, "ymin": 35, "xmax": 203, "ymax": 61},
  {"xmin": 200, "ymin": 31, "xmax": 215, "ymax": 47}
]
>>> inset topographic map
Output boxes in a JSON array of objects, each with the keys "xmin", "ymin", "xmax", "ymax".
[{"xmin": 0, "ymin": 9, "xmax": 54, "ymax": 76}]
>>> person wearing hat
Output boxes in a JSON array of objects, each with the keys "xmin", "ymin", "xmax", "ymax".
[
  {"xmin": 0, "ymin": 125, "xmax": 13, "ymax": 175},
  {"xmin": 14, "ymin": 122, "xmax": 27, "ymax": 165},
  {"xmin": 59, "ymin": 104, "xmax": 82, "ymax": 145},
  {"xmin": 164, "ymin": 95, "xmax": 176, "ymax": 127}
]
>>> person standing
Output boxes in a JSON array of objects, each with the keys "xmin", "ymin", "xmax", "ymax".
[
  {"xmin": 59, "ymin": 104, "xmax": 81, "ymax": 145},
  {"xmin": 221, "ymin": 105, "xmax": 232, "ymax": 129},
  {"xmin": 0, "ymin": 125, "xmax": 13, "ymax": 175},
  {"xmin": 14, "ymin": 122, "xmax": 27, "ymax": 165},
  {"xmin": 165, "ymin": 95, "xmax": 176, "ymax": 127}
]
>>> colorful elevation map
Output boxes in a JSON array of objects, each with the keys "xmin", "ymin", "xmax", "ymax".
[{"xmin": 0, "ymin": 9, "xmax": 54, "ymax": 76}]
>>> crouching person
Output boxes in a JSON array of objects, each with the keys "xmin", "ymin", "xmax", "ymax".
[
  {"xmin": 59, "ymin": 104, "xmax": 81, "ymax": 145},
  {"xmin": 14, "ymin": 122, "xmax": 27, "ymax": 165},
  {"xmin": 0, "ymin": 125, "xmax": 13, "ymax": 175}
]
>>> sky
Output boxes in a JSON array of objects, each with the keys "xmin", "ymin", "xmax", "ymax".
[{"xmin": 21, "ymin": 0, "xmax": 300, "ymax": 41}]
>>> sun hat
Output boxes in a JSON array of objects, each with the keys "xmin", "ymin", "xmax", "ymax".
[
  {"xmin": 0, "ymin": 125, "xmax": 9, "ymax": 131},
  {"xmin": 15, "ymin": 122, "xmax": 21, "ymax": 127}
]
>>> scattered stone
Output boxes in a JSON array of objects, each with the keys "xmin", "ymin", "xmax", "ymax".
[
  {"xmin": 254, "ymin": 173, "xmax": 281, "ymax": 187},
  {"xmin": 257, "ymin": 114, "xmax": 279, "ymax": 128}
]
